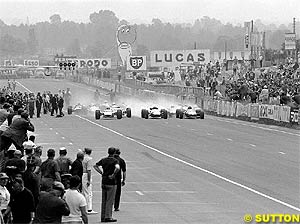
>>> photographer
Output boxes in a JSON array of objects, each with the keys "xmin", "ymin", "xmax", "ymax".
[{"xmin": 0, "ymin": 112, "xmax": 35, "ymax": 154}]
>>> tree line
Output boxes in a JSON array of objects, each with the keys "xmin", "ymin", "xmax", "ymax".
[{"xmin": 0, "ymin": 10, "xmax": 297, "ymax": 62}]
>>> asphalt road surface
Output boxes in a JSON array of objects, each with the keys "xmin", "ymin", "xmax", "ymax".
[{"xmin": 3, "ymin": 78, "xmax": 300, "ymax": 224}]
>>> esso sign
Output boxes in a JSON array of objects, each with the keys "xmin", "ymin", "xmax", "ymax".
[{"xmin": 24, "ymin": 60, "xmax": 39, "ymax": 67}]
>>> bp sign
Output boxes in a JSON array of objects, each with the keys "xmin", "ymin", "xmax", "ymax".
[{"xmin": 127, "ymin": 56, "xmax": 146, "ymax": 71}]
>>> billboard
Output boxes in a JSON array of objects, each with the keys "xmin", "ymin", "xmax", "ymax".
[
  {"xmin": 127, "ymin": 56, "xmax": 147, "ymax": 71},
  {"xmin": 150, "ymin": 49, "xmax": 210, "ymax": 67},
  {"xmin": 213, "ymin": 51, "xmax": 251, "ymax": 61},
  {"xmin": 4, "ymin": 60, "xmax": 13, "ymax": 67},
  {"xmin": 285, "ymin": 33, "xmax": 296, "ymax": 50},
  {"xmin": 74, "ymin": 59, "xmax": 111, "ymax": 69},
  {"xmin": 24, "ymin": 60, "xmax": 39, "ymax": 67}
]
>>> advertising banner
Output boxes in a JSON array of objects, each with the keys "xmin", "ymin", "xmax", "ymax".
[
  {"xmin": 259, "ymin": 104, "xmax": 268, "ymax": 118},
  {"xmin": 226, "ymin": 102, "xmax": 231, "ymax": 117},
  {"xmin": 4, "ymin": 60, "xmax": 13, "ymax": 67},
  {"xmin": 285, "ymin": 33, "xmax": 296, "ymax": 50},
  {"xmin": 280, "ymin": 106, "xmax": 290, "ymax": 122},
  {"xmin": 250, "ymin": 104, "xmax": 259, "ymax": 120},
  {"xmin": 213, "ymin": 51, "xmax": 251, "ymax": 61},
  {"xmin": 267, "ymin": 105, "xmax": 274, "ymax": 120},
  {"xmin": 236, "ymin": 103, "xmax": 248, "ymax": 117},
  {"xmin": 273, "ymin": 105, "xmax": 281, "ymax": 121},
  {"xmin": 230, "ymin": 102, "xmax": 236, "ymax": 117},
  {"xmin": 290, "ymin": 108, "xmax": 299, "ymax": 124},
  {"xmin": 150, "ymin": 49, "xmax": 210, "ymax": 67},
  {"xmin": 75, "ymin": 59, "xmax": 111, "ymax": 69},
  {"xmin": 127, "ymin": 56, "xmax": 147, "ymax": 71},
  {"xmin": 24, "ymin": 60, "xmax": 39, "ymax": 67}
]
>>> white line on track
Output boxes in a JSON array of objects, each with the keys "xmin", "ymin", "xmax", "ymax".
[
  {"xmin": 76, "ymin": 114, "xmax": 300, "ymax": 212},
  {"xmin": 226, "ymin": 138, "xmax": 233, "ymax": 141},
  {"xmin": 135, "ymin": 191, "xmax": 144, "ymax": 196},
  {"xmin": 278, "ymin": 152, "xmax": 286, "ymax": 155},
  {"xmin": 249, "ymin": 144, "xmax": 256, "ymax": 147}
]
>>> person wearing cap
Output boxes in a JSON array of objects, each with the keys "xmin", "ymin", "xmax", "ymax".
[
  {"xmin": 4, "ymin": 150, "xmax": 25, "ymax": 178},
  {"xmin": 0, "ymin": 103, "xmax": 11, "ymax": 126},
  {"xmin": 113, "ymin": 148, "xmax": 126, "ymax": 212},
  {"xmin": 55, "ymin": 147, "xmax": 73, "ymax": 177},
  {"xmin": 70, "ymin": 152, "xmax": 84, "ymax": 191},
  {"xmin": 40, "ymin": 149, "xmax": 61, "ymax": 190},
  {"xmin": 0, "ymin": 172, "xmax": 10, "ymax": 223},
  {"xmin": 7, "ymin": 178, "xmax": 35, "ymax": 224},
  {"xmin": 62, "ymin": 175, "xmax": 88, "ymax": 224},
  {"xmin": 33, "ymin": 146, "xmax": 42, "ymax": 177},
  {"xmin": 82, "ymin": 148, "xmax": 97, "ymax": 214},
  {"xmin": 23, "ymin": 156, "xmax": 40, "ymax": 208},
  {"xmin": 93, "ymin": 147, "xmax": 120, "ymax": 223},
  {"xmin": 22, "ymin": 141, "xmax": 35, "ymax": 167},
  {"xmin": 34, "ymin": 181, "xmax": 70, "ymax": 224}
]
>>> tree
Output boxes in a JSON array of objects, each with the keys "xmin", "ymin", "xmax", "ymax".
[
  {"xmin": 50, "ymin": 14, "xmax": 61, "ymax": 25},
  {"xmin": 27, "ymin": 28, "xmax": 38, "ymax": 55},
  {"xmin": 0, "ymin": 34, "xmax": 26, "ymax": 56},
  {"xmin": 66, "ymin": 38, "xmax": 81, "ymax": 56},
  {"xmin": 89, "ymin": 10, "xmax": 119, "ymax": 28}
]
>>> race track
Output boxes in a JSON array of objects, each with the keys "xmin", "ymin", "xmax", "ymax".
[{"xmin": 4, "ymin": 78, "xmax": 300, "ymax": 224}]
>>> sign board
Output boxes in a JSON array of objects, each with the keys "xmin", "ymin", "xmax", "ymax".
[
  {"xmin": 75, "ymin": 59, "xmax": 111, "ymax": 69},
  {"xmin": 127, "ymin": 56, "xmax": 147, "ymax": 71},
  {"xmin": 4, "ymin": 60, "xmax": 13, "ymax": 67},
  {"xmin": 285, "ymin": 33, "xmax": 296, "ymax": 50},
  {"xmin": 150, "ymin": 49, "xmax": 210, "ymax": 67},
  {"xmin": 24, "ymin": 60, "xmax": 39, "ymax": 67},
  {"xmin": 213, "ymin": 51, "xmax": 251, "ymax": 61}
]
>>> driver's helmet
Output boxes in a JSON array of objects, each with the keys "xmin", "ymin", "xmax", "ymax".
[{"xmin": 188, "ymin": 106, "xmax": 192, "ymax": 109}]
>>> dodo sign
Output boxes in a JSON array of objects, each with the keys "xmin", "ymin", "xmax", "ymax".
[{"xmin": 127, "ymin": 56, "xmax": 146, "ymax": 71}]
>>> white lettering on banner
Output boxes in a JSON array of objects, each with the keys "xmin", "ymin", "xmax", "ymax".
[
  {"xmin": 230, "ymin": 102, "xmax": 236, "ymax": 117},
  {"xmin": 236, "ymin": 103, "xmax": 248, "ymax": 117},
  {"xmin": 216, "ymin": 101, "xmax": 221, "ymax": 115},
  {"xmin": 280, "ymin": 106, "xmax": 290, "ymax": 123},
  {"xmin": 77, "ymin": 59, "xmax": 111, "ymax": 69},
  {"xmin": 267, "ymin": 105, "xmax": 274, "ymax": 119},
  {"xmin": 127, "ymin": 56, "xmax": 147, "ymax": 71},
  {"xmin": 259, "ymin": 105, "xmax": 268, "ymax": 118},
  {"xmin": 273, "ymin": 106, "xmax": 281, "ymax": 121},
  {"xmin": 150, "ymin": 49, "xmax": 210, "ymax": 67},
  {"xmin": 4, "ymin": 60, "xmax": 13, "ymax": 66},
  {"xmin": 226, "ymin": 102, "xmax": 230, "ymax": 117},
  {"xmin": 213, "ymin": 51, "xmax": 251, "ymax": 61},
  {"xmin": 24, "ymin": 60, "xmax": 39, "ymax": 67},
  {"xmin": 221, "ymin": 101, "xmax": 226, "ymax": 116},
  {"xmin": 290, "ymin": 109, "xmax": 299, "ymax": 123},
  {"xmin": 285, "ymin": 33, "xmax": 296, "ymax": 50}
]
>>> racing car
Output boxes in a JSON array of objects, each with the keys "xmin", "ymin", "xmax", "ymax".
[
  {"xmin": 141, "ymin": 107, "xmax": 168, "ymax": 119},
  {"xmin": 95, "ymin": 103, "xmax": 132, "ymax": 120},
  {"xmin": 175, "ymin": 105, "xmax": 204, "ymax": 119},
  {"xmin": 67, "ymin": 103, "xmax": 89, "ymax": 115}
]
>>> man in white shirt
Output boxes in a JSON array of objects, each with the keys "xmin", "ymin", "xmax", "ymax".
[
  {"xmin": 0, "ymin": 173, "xmax": 10, "ymax": 223},
  {"xmin": 62, "ymin": 175, "xmax": 88, "ymax": 224},
  {"xmin": 82, "ymin": 148, "xmax": 97, "ymax": 214}
]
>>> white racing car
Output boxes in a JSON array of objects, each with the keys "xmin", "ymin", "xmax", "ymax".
[
  {"xmin": 175, "ymin": 105, "xmax": 204, "ymax": 119},
  {"xmin": 95, "ymin": 103, "xmax": 132, "ymax": 120},
  {"xmin": 141, "ymin": 107, "xmax": 168, "ymax": 119}
]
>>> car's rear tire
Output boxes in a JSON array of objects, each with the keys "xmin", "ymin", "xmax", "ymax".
[
  {"xmin": 67, "ymin": 106, "xmax": 72, "ymax": 115},
  {"xmin": 199, "ymin": 111, "xmax": 204, "ymax": 119},
  {"xmin": 179, "ymin": 111, "xmax": 184, "ymax": 119},
  {"xmin": 144, "ymin": 110, "xmax": 149, "ymax": 119},
  {"xmin": 175, "ymin": 109, "xmax": 180, "ymax": 118},
  {"xmin": 161, "ymin": 109, "xmax": 168, "ymax": 119},
  {"xmin": 126, "ymin": 108, "xmax": 131, "ymax": 118},
  {"xmin": 117, "ymin": 110, "xmax": 122, "ymax": 119},
  {"xmin": 141, "ymin": 109, "xmax": 145, "ymax": 118},
  {"xmin": 95, "ymin": 110, "xmax": 101, "ymax": 120}
]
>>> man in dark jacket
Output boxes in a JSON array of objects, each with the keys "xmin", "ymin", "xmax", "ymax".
[
  {"xmin": 0, "ymin": 112, "xmax": 34, "ymax": 153},
  {"xmin": 70, "ymin": 151, "xmax": 84, "ymax": 191},
  {"xmin": 50, "ymin": 94, "xmax": 58, "ymax": 116},
  {"xmin": 57, "ymin": 96, "xmax": 64, "ymax": 117},
  {"xmin": 35, "ymin": 92, "xmax": 43, "ymax": 118}
]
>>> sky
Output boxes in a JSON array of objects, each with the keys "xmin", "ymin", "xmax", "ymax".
[{"xmin": 0, "ymin": 0, "xmax": 299, "ymax": 26}]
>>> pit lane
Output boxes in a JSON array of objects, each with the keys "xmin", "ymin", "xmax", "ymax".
[{"xmin": 6, "ymin": 78, "xmax": 300, "ymax": 224}]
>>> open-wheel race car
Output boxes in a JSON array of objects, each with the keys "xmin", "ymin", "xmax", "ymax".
[
  {"xmin": 95, "ymin": 103, "xmax": 132, "ymax": 120},
  {"xmin": 67, "ymin": 103, "xmax": 89, "ymax": 115},
  {"xmin": 141, "ymin": 107, "xmax": 168, "ymax": 119},
  {"xmin": 175, "ymin": 105, "xmax": 204, "ymax": 119}
]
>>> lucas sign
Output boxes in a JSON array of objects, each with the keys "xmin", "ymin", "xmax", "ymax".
[
  {"xmin": 150, "ymin": 49, "xmax": 210, "ymax": 67},
  {"xmin": 127, "ymin": 56, "xmax": 146, "ymax": 71}
]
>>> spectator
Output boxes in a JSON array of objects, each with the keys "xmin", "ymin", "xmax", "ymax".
[
  {"xmin": 40, "ymin": 149, "xmax": 61, "ymax": 190},
  {"xmin": 23, "ymin": 156, "xmax": 40, "ymax": 208},
  {"xmin": 62, "ymin": 175, "xmax": 88, "ymax": 224},
  {"xmin": 4, "ymin": 150, "xmax": 25, "ymax": 177},
  {"xmin": 7, "ymin": 178, "xmax": 35, "ymax": 224},
  {"xmin": 55, "ymin": 147, "xmax": 73, "ymax": 177},
  {"xmin": 93, "ymin": 147, "xmax": 120, "ymax": 223},
  {"xmin": 70, "ymin": 151, "xmax": 84, "ymax": 191},
  {"xmin": 34, "ymin": 181, "xmax": 70, "ymax": 224},
  {"xmin": 82, "ymin": 148, "xmax": 97, "ymax": 214},
  {"xmin": 0, "ymin": 173, "xmax": 11, "ymax": 224},
  {"xmin": 113, "ymin": 148, "xmax": 126, "ymax": 212}
]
